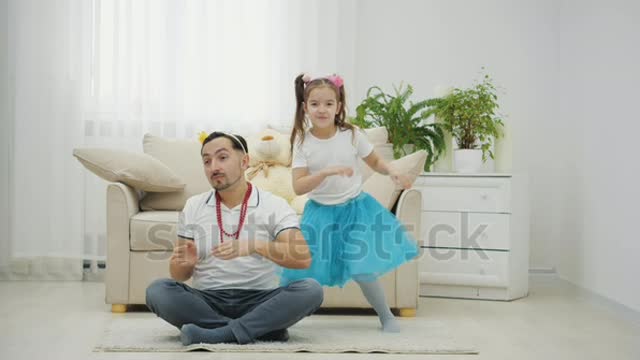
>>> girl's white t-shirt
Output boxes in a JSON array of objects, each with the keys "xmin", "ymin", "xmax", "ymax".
[{"xmin": 292, "ymin": 128, "xmax": 374, "ymax": 205}]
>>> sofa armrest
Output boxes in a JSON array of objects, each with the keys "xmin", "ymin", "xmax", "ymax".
[
  {"xmin": 392, "ymin": 188, "xmax": 421, "ymax": 309},
  {"xmin": 105, "ymin": 183, "xmax": 140, "ymax": 304}
]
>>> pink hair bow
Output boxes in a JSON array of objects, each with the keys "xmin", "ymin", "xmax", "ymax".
[
  {"xmin": 302, "ymin": 73, "xmax": 344, "ymax": 88},
  {"xmin": 326, "ymin": 74, "xmax": 344, "ymax": 88}
]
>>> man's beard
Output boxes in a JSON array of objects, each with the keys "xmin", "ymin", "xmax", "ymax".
[{"xmin": 212, "ymin": 173, "xmax": 242, "ymax": 191}]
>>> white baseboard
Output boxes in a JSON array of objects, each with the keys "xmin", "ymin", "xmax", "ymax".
[
  {"xmin": 82, "ymin": 267, "xmax": 105, "ymax": 282},
  {"xmin": 555, "ymin": 274, "xmax": 640, "ymax": 327},
  {"xmin": 528, "ymin": 267, "xmax": 557, "ymax": 274},
  {"xmin": 0, "ymin": 257, "xmax": 83, "ymax": 280}
]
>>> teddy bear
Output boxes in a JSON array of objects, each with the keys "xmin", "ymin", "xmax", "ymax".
[{"xmin": 245, "ymin": 128, "xmax": 306, "ymax": 211}]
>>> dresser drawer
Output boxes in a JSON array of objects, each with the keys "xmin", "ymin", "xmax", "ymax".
[
  {"xmin": 421, "ymin": 212, "xmax": 510, "ymax": 250},
  {"xmin": 418, "ymin": 249, "xmax": 509, "ymax": 288},
  {"xmin": 417, "ymin": 176, "xmax": 511, "ymax": 213}
]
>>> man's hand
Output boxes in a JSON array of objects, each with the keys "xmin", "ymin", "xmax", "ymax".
[
  {"xmin": 212, "ymin": 240, "xmax": 262, "ymax": 260},
  {"xmin": 170, "ymin": 240, "xmax": 198, "ymax": 268}
]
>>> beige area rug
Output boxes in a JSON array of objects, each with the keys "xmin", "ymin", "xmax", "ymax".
[{"xmin": 94, "ymin": 313, "xmax": 477, "ymax": 354}]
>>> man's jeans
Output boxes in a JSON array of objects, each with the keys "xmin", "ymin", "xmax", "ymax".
[{"xmin": 145, "ymin": 278, "xmax": 323, "ymax": 344}]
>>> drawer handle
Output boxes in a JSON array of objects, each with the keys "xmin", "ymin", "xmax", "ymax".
[
  {"xmin": 422, "ymin": 273, "xmax": 506, "ymax": 287},
  {"xmin": 481, "ymin": 193, "xmax": 488, "ymax": 200}
]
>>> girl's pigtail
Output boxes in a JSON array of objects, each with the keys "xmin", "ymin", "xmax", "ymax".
[{"xmin": 291, "ymin": 74, "xmax": 307, "ymax": 154}]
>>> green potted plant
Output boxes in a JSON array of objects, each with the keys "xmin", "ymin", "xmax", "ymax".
[
  {"xmin": 351, "ymin": 83, "xmax": 446, "ymax": 171},
  {"xmin": 425, "ymin": 73, "xmax": 504, "ymax": 173}
]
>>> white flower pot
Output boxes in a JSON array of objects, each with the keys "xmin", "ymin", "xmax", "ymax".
[{"xmin": 454, "ymin": 149, "xmax": 483, "ymax": 173}]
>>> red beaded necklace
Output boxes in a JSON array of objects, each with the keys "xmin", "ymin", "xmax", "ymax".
[{"xmin": 215, "ymin": 182, "xmax": 252, "ymax": 242}]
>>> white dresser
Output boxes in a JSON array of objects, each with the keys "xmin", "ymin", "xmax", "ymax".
[{"xmin": 414, "ymin": 173, "xmax": 529, "ymax": 300}]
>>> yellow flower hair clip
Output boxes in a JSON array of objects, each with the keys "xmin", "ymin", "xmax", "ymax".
[{"xmin": 198, "ymin": 131, "xmax": 208, "ymax": 144}]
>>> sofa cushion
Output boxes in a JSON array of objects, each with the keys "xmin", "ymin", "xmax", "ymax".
[
  {"xmin": 73, "ymin": 148, "xmax": 185, "ymax": 192},
  {"xmin": 130, "ymin": 211, "xmax": 179, "ymax": 251},
  {"xmin": 364, "ymin": 126, "xmax": 388, "ymax": 146},
  {"xmin": 362, "ymin": 150, "xmax": 427, "ymax": 209},
  {"xmin": 140, "ymin": 134, "xmax": 211, "ymax": 210},
  {"xmin": 360, "ymin": 127, "xmax": 390, "ymax": 182}
]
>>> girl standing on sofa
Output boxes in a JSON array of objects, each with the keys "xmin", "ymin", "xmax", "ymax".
[{"xmin": 279, "ymin": 73, "xmax": 419, "ymax": 332}]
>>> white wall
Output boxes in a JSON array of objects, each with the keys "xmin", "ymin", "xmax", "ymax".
[
  {"xmin": 353, "ymin": 0, "xmax": 555, "ymax": 257},
  {"xmin": 552, "ymin": 0, "xmax": 640, "ymax": 312},
  {"xmin": 0, "ymin": 0, "xmax": 11, "ymax": 270},
  {"xmin": 354, "ymin": 0, "xmax": 640, "ymax": 313},
  {"xmin": 352, "ymin": 0, "xmax": 559, "ymax": 176}
]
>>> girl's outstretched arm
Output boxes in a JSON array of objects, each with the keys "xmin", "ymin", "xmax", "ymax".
[{"xmin": 292, "ymin": 167, "xmax": 353, "ymax": 195}]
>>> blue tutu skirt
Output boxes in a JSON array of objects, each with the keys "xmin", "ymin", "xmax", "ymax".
[{"xmin": 280, "ymin": 192, "xmax": 419, "ymax": 287}]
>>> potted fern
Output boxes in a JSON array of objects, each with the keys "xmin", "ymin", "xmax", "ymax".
[
  {"xmin": 351, "ymin": 83, "xmax": 446, "ymax": 171},
  {"xmin": 425, "ymin": 73, "xmax": 504, "ymax": 173}
]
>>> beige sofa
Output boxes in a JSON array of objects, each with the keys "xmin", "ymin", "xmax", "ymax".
[{"xmin": 99, "ymin": 130, "xmax": 424, "ymax": 317}]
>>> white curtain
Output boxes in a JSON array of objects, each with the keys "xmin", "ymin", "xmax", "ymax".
[
  {"xmin": 1, "ymin": 0, "xmax": 357, "ymax": 280},
  {"xmin": 1, "ymin": 0, "xmax": 91, "ymax": 280}
]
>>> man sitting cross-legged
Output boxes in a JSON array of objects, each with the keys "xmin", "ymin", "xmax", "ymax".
[{"xmin": 146, "ymin": 131, "xmax": 323, "ymax": 345}]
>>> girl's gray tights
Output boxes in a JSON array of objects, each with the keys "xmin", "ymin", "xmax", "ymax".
[{"xmin": 353, "ymin": 274, "xmax": 400, "ymax": 332}]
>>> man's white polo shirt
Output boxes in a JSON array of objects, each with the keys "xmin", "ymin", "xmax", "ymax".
[{"xmin": 177, "ymin": 185, "xmax": 300, "ymax": 291}]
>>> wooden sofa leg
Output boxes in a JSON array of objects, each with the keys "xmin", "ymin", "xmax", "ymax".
[
  {"xmin": 397, "ymin": 308, "xmax": 416, "ymax": 317},
  {"xmin": 111, "ymin": 304, "xmax": 128, "ymax": 313}
]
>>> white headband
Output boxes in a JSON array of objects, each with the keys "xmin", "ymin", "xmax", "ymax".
[{"xmin": 221, "ymin": 132, "xmax": 247, "ymax": 154}]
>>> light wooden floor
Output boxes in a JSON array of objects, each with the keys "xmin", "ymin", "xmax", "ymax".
[{"xmin": 0, "ymin": 275, "xmax": 639, "ymax": 359}]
